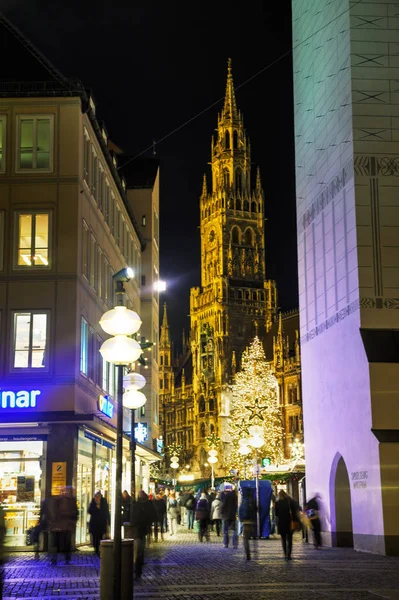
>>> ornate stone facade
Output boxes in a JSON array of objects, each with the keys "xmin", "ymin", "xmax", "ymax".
[{"xmin": 159, "ymin": 61, "xmax": 302, "ymax": 480}]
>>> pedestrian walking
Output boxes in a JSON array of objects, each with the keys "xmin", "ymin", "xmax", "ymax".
[
  {"xmin": 238, "ymin": 488, "xmax": 257, "ymax": 560},
  {"xmin": 121, "ymin": 490, "xmax": 131, "ymax": 524},
  {"xmin": 48, "ymin": 486, "xmax": 78, "ymax": 565},
  {"xmin": 162, "ymin": 488, "xmax": 170, "ymax": 532},
  {"xmin": 221, "ymin": 484, "xmax": 238, "ymax": 549},
  {"xmin": 306, "ymin": 493, "xmax": 322, "ymax": 548},
  {"xmin": 210, "ymin": 491, "xmax": 222, "ymax": 536},
  {"xmin": 88, "ymin": 491, "xmax": 110, "ymax": 557},
  {"xmin": 153, "ymin": 491, "xmax": 166, "ymax": 541},
  {"xmin": 167, "ymin": 491, "xmax": 180, "ymax": 537},
  {"xmin": 274, "ymin": 490, "xmax": 301, "ymax": 560},
  {"xmin": 195, "ymin": 492, "xmax": 210, "ymax": 542},
  {"xmin": 185, "ymin": 490, "xmax": 196, "ymax": 530},
  {"xmin": 131, "ymin": 490, "xmax": 157, "ymax": 579}
]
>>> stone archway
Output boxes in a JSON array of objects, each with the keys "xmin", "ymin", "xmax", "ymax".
[{"xmin": 329, "ymin": 453, "xmax": 354, "ymax": 547}]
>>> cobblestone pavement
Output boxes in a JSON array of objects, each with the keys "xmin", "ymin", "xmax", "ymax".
[{"xmin": 2, "ymin": 526, "xmax": 399, "ymax": 600}]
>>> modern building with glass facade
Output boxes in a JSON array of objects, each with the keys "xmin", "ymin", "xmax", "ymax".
[{"xmin": 0, "ymin": 16, "xmax": 160, "ymax": 549}]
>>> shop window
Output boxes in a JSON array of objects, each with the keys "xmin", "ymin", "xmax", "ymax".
[
  {"xmin": 15, "ymin": 211, "xmax": 51, "ymax": 268},
  {"xmin": 17, "ymin": 115, "xmax": 53, "ymax": 171},
  {"xmin": 0, "ymin": 440, "xmax": 43, "ymax": 548},
  {"xmin": 80, "ymin": 317, "xmax": 89, "ymax": 376},
  {"xmin": 12, "ymin": 311, "xmax": 49, "ymax": 370},
  {"xmin": 0, "ymin": 116, "xmax": 6, "ymax": 173}
]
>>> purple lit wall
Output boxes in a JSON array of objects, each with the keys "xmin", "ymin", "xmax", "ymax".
[{"xmin": 293, "ymin": 0, "xmax": 399, "ymax": 555}]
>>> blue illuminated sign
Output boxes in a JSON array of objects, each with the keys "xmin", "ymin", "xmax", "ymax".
[
  {"xmin": 0, "ymin": 389, "xmax": 41, "ymax": 409},
  {"xmin": 98, "ymin": 395, "xmax": 114, "ymax": 418},
  {"xmin": 134, "ymin": 422, "xmax": 148, "ymax": 443}
]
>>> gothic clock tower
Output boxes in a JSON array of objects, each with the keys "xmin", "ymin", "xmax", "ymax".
[{"xmin": 190, "ymin": 59, "xmax": 277, "ymax": 474}]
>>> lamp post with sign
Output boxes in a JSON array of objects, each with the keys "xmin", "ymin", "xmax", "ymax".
[{"xmin": 99, "ymin": 267, "xmax": 142, "ymax": 600}]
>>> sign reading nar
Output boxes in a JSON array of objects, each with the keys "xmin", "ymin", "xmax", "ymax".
[
  {"xmin": 134, "ymin": 422, "xmax": 148, "ymax": 443},
  {"xmin": 1, "ymin": 389, "xmax": 41, "ymax": 409},
  {"xmin": 98, "ymin": 395, "xmax": 114, "ymax": 419}
]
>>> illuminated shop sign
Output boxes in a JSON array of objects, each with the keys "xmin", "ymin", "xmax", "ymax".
[
  {"xmin": 98, "ymin": 395, "xmax": 114, "ymax": 418},
  {"xmin": 0, "ymin": 389, "xmax": 41, "ymax": 409},
  {"xmin": 134, "ymin": 422, "xmax": 148, "ymax": 443}
]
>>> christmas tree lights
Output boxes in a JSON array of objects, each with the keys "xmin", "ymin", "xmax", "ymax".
[{"xmin": 227, "ymin": 336, "xmax": 284, "ymax": 474}]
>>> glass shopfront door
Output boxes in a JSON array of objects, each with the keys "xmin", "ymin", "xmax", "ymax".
[
  {"xmin": 76, "ymin": 463, "xmax": 92, "ymax": 545},
  {"xmin": 0, "ymin": 441, "xmax": 43, "ymax": 548}
]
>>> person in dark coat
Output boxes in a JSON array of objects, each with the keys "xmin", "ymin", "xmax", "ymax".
[
  {"xmin": 121, "ymin": 490, "xmax": 131, "ymax": 524},
  {"xmin": 153, "ymin": 491, "xmax": 166, "ymax": 541},
  {"xmin": 48, "ymin": 486, "xmax": 79, "ymax": 565},
  {"xmin": 184, "ymin": 491, "xmax": 196, "ymax": 530},
  {"xmin": 274, "ymin": 490, "xmax": 300, "ymax": 560},
  {"xmin": 131, "ymin": 490, "xmax": 157, "ymax": 579},
  {"xmin": 221, "ymin": 485, "xmax": 238, "ymax": 548},
  {"xmin": 306, "ymin": 494, "xmax": 322, "ymax": 548},
  {"xmin": 88, "ymin": 491, "xmax": 110, "ymax": 556},
  {"xmin": 238, "ymin": 488, "xmax": 257, "ymax": 560},
  {"xmin": 195, "ymin": 493, "xmax": 210, "ymax": 542}
]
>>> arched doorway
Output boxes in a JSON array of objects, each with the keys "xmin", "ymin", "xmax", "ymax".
[{"xmin": 330, "ymin": 453, "xmax": 353, "ymax": 547}]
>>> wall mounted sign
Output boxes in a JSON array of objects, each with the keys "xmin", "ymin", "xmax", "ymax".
[
  {"xmin": 51, "ymin": 461, "xmax": 66, "ymax": 496},
  {"xmin": 84, "ymin": 430, "xmax": 115, "ymax": 450},
  {"xmin": 0, "ymin": 389, "xmax": 41, "ymax": 408},
  {"xmin": 98, "ymin": 395, "xmax": 114, "ymax": 418},
  {"xmin": 134, "ymin": 422, "xmax": 148, "ymax": 443}
]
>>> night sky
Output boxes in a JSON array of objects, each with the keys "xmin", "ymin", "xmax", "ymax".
[{"xmin": 2, "ymin": 1, "xmax": 297, "ymax": 343}]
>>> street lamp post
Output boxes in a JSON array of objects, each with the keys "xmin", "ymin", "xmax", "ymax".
[
  {"xmin": 99, "ymin": 268, "xmax": 142, "ymax": 600},
  {"xmin": 207, "ymin": 449, "xmax": 218, "ymax": 489},
  {"xmin": 170, "ymin": 454, "xmax": 179, "ymax": 487},
  {"xmin": 239, "ymin": 425, "xmax": 265, "ymax": 539},
  {"xmin": 123, "ymin": 372, "xmax": 147, "ymax": 521}
]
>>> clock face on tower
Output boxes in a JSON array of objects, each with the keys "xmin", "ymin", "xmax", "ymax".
[{"xmin": 209, "ymin": 230, "xmax": 215, "ymax": 244}]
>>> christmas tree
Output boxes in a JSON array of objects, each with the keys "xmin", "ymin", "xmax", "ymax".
[{"xmin": 226, "ymin": 336, "xmax": 284, "ymax": 474}]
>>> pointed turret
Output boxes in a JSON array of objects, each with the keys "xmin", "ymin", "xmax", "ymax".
[
  {"xmin": 201, "ymin": 174, "xmax": 207, "ymax": 199},
  {"xmin": 160, "ymin": 303, "xmax": 170, "ymax": 348},
  {"xmin": 222, "ymin": 58, "xmax": 238, "ymax": 121},
  {"xmin": 256, "ymin": 166, "xmax": 262, "ymax": 193}
]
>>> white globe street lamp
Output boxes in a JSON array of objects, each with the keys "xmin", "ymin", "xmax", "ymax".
[
  {"xmin": 98, "ymin": 268, "xmax": 144, "ymax": 600},
  {"xmin": 240, "ymin": 425, "xmax": 265, "ymax": 539}
]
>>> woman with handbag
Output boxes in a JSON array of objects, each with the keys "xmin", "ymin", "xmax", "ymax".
[
  {"xmin": 274, "ymin": 490, "xmax": 301, "ymax": 560},
  {"xmin": 88, "ymin": 491, "xmax": 110, "ymax": 557}
]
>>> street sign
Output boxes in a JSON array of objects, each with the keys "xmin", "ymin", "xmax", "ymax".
[{"xmin": 261, "ymin": 458, "xmax": 271, "ymax": 467}]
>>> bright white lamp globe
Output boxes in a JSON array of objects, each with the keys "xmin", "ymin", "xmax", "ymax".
[
  {"xmin": 208, "ymin": 449, "xmax": 218, "ymax": 457},
  {"xmin": 238, "ymin": 445, "xmax": 251, "ymax": 456},
  {"xmin": 99, "ymin": 306, "xmax": 142, "ymax": 336},
  {"xmin": 123, "ymin": 389, "xmax": 147, "ymax": 409},
  {"xmin": 100, "ymin": 336, "xmax": 142, "ymax": 365},
  {"xmin": 208, "ymin": 455, "xmax": 218, "ymax": 464},
  {"xmin": 123, "ymin": 372, "xmax": 146, "ymax": 390}
]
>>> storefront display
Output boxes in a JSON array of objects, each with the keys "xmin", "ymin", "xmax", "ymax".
[{"xmin": 0, "ymin": 440, "xmax": 43, "ymax": 548}]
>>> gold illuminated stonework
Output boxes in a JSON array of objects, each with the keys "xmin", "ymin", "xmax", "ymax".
[{"xmin": 159, "ymin": 60, "xmax": 302, "ymax": 483}]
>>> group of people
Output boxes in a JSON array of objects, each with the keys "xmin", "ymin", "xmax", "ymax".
[{"xmin": 26, "ymin": 484, "xmax": 324, "ymax": 575}]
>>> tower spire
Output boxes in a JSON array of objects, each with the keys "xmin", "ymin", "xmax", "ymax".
[
  {"xmin": 256, "ymin": 166, "xmax": 262, "ymax": 192},
  {"xmin": 222, "ymin": 57, "xmax": 238, "ymax": 121},
  {"xmin": 160, "ymin": 302, "xmax": 170, "ymax": 347}
]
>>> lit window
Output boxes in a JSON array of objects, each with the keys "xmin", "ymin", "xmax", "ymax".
[
  {"xmin": 12, "ymin": 311, "xmax": 48, "ymax": 370},
  {"xmin": 17, "ymin": 116, "xmax": 53, "ymax": 171},
  {"xmin": 80, "ymin": 317, "xmax": 88, "ymax": 375},
  {"xmin": 0, "ymin": 116, "xmax": 6, "ymax": 173},
  {"xmin": 15, "ymin": 212, "xmax": 50, "ymax": 268},
  {"xmin": 82, "ymin": 220, "xmax": 89, "ymax": 280}
]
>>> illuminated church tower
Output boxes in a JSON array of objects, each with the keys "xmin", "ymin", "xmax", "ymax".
[{"xmin": 190, "ymin": 59, "xmax": 277, "ymax": 473}]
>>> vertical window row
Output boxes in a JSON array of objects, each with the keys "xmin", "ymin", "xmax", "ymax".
[{"xmin": 82, "ymin": 131, "xmax": 140, "ymax": 275}]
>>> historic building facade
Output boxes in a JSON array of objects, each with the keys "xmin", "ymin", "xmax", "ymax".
[{"xmin": 159, "ymin": 61, "xmax": 302, "ymax": 481}]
